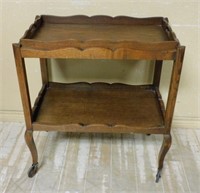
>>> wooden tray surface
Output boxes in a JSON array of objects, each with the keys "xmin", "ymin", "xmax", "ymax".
[
  {"xmin": 20, "ymin": 15, "xmax": 179, "ymax": 51},
  {"xmin": 33, "ymin": 82, "xmax": 165, "ymax": 133}
]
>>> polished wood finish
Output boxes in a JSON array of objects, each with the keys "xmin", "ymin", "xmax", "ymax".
[
  {"xmin": 24, "ymin": 130, "xmax": 38, "ymax": 164},
  {"xmin": 20, "ymin": 15, "xmax": 178, "ymax": 52},
  {"xmin": 13, "ymin": 44, "xmax": 32, "ymax": 130},
  {"xmin": 153, "ymin": 60, "xmax": 163, "ymax": 88},
  {"xmin": 40, "ymin": 58, "xmax": 49, "ymax": 85},
  {"xmin": 13, "ymin": 15, "xmax": 185, "ymax": 181},
  {"xmin": 20, "ymin": 15, "xmax": 178, "ymax": 60},
  {"xmin": 32, "ymin": 82, "xmax": 164, "ymax": 134},
  {"xmin": 165, "ymin": 46, "xmax": 185, "ymax": 131}
]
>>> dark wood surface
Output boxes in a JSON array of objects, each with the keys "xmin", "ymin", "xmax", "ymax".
[
  {"xmin": 32, "ymin": 24, "xmax": 168, "ymax": 43},
  {"xmin": 32, "ymin": 82, "xmax": 164, "ymax": 133},
  {"xmin": 20, "ymin": 15, "xmax": 179, "ymax": 53}
]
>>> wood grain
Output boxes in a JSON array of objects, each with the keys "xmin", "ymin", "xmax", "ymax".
[
  {"xmin": 21, "ymin": 47, "xmax": 176, "ymax": 60},
  {"xmin": 19, "ymin": 15, "xmax": 179, "ymax": 55},
  {"xmin": 32, "ymin": 82, "xmax": 165, "ymax": 133}
]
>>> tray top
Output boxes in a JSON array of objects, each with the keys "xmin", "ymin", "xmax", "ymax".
[
  {"xmin": 19, "ymin": 15, "xmax": 179, "ymax": 51},
  {"xmin": 32, "ymin": 23, "xmax": 168, "ymax": 43}
]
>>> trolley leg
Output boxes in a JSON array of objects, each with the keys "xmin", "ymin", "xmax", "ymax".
[
  {"xmin": 25, "ymin": 130, "xmax": 38, "ymax": 177},
  {"xmin": 156, "ymin": 134, "xmax": 172, "ymax": 182}
]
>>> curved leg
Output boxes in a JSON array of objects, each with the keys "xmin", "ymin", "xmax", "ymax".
[
  {"xmin": 156, "ymin": 134, "xmax": 172, "ymax": 182},
  {"xmin": 25, "ymin": 130, "xmax": 38, "ymax": 177}
]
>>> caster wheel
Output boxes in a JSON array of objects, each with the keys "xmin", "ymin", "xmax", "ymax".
[
  {"xmin": 147, "ymin": 134, "xmax": 151, "ymax": 136},
  {"xmin": 155, "ymin": 169, "xmax": 161, "ymax": 183},
  {"xmin": 28, "ymin": 162, "xmax": 38, "ymax": 178}
]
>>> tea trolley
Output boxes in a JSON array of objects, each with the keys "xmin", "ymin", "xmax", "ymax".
[{"xmin": 13, "ymin": 15, "xmax": 185, "ymax": 182}]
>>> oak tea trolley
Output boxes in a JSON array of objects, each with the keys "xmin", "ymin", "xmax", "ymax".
[{"xmin": 13, "ymin": 15, "xmax": 185, "ymax": 182}]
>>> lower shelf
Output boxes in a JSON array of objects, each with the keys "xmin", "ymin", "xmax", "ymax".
[{"xmin": 32, "ymin": 82, "xmax": 165, "ymax": 133}]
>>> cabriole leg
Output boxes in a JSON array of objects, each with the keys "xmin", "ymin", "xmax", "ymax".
[
  {"xmin": 156, "ymin": 134, "xmax": 172, "ymax": 183},
  {"xmin": 25, "ymin": 130, "xmax": 38, "ymax": 177}
]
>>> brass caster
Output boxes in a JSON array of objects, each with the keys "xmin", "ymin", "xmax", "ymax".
[{"xmin": 28, "ymin": 162, "xmax": 38, "ymax": 178}]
